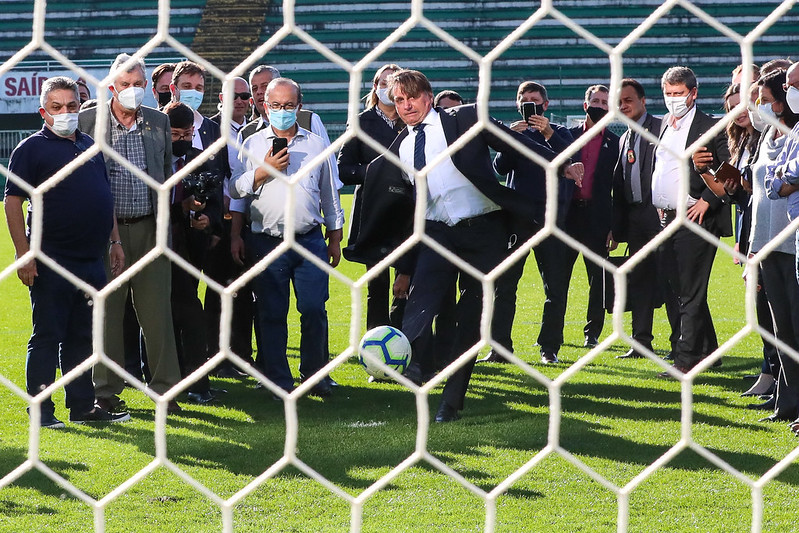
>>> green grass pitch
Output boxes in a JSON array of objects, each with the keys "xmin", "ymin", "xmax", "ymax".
[{"xmin": 1, "ymin": 195, "xmax": 798, "ymax": 532}]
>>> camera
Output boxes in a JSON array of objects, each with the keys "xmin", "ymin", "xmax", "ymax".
[{"xmin": 181, "ymin": 171, "xmax": 221, "ymax": 205}]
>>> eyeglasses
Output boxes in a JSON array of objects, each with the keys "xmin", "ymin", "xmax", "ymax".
[
  {"xmin": 233, "ymin": 92, "xmax": 251, "ymax": 101},
  {"xmin": 171, "ymin": 130, "xmax": 192, "ymax": 141},
  {"xmin": 267, "ymin": 102, "xmax": 297, "ymax": 111},
  {"xmin": 783, "ymin": 81, "xmax": 799, "ymax": 92}
]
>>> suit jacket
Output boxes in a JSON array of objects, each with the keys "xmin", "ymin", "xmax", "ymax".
[
  {"xmin": 493, "ymin": 123, "xmax": 574, "ymax": 228},
  {"xmin": 611, "ymin": 112, "xmax": 662, "ymax": 241},
  {"xmin": 78, "ymin": 104, "xmax": 172, "ymax": 218},
  {"xmin": 343, "ymin": 104, "xmax": 564, "ymax": 266},
  {"xmin": 337, "ymin": 106, "xmax": 403, "ymax": 186},
  {"xmin": 195, "ymin": 115, "xmax": 227, "ymax": 236},
  {"xmin": 659, "ymin": 108, "xmax": 732, "ymax": 237},
  {"xmin": 338, "ymin": 106, "xmax": 403, "ymax": 251},
  {"xmin": 567, "ymin": 124, "xmax": 619, "ymax": 241}
]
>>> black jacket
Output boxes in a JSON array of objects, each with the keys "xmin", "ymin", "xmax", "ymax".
[
  {"xmin": 611, "ymin": 112, "xmax": 662, "ymax": 242},
  {"xmin": 493, "ymin": 123, "xmax": 574, "ymax": 227},
  {"xmin": 659, "ymin": 108, "xmax": 732, "ymax": 237},
  {"xmin": 343, "ymin": 104, "xmax": 565, "ymax": 267},
  {"xmin": 567, "ymin": 123, "xmax": 619, "ymax": 241}
]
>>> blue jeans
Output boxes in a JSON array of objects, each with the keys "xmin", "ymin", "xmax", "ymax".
[
  {"xmin": 248, "ymin": 228, "xmax": 329, "ymax": 391},
  {"xmin": 27, "ymin": 256, "xmax": 105, "ymax": 416}
]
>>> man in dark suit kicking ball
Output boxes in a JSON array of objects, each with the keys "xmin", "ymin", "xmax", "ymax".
[{"xmin": 376, "ymin": 69, "xmax": 583, "ymax": 421}]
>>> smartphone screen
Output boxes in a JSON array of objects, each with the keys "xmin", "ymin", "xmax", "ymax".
[
  {"xmin": 272, "ymin": 137, "xmax": 288, "ymax": 153},
  {"xmin": 522, "ymin": 102, "xmax": 543, "ymax": 122}
]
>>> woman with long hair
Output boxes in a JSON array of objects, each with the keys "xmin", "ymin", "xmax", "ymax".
[
  {"xmin": 744, "ymin": 69, "xmax": 799, "ymax": 422},
  {"xmin": 337, "ymin": 63, "xmax": 404, "ymax": 329}
]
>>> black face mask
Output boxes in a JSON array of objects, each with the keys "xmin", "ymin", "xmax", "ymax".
[
  {"xmin": 586, "ymin": 106, "xmax": 608, "ymax": 123},
  {"xmin": 157, "ymin": 91, "xmax": 172, "ymax": 108},
  {"xmin": 172, "ymin": 140, "xmax": 192, "ymax": 157}
]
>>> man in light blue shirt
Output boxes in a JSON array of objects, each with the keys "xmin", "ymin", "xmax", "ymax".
[{"xmin": 231, "ymin": 77, "xmax": 344, "ymax": 399}]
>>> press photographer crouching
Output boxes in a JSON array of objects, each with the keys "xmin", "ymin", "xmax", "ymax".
[{"xmin": 164, "ymin": 102, "xmax": 225, "ymax": 404}]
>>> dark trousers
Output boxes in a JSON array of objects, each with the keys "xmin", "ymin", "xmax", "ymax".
[
  {"xmin": 754, "ymin": 265, "xmax": 780, "ymax": 376},
  {"xmin": 27, "ymin": 257, "xmax": 105, "ymax": 416},
  {"xmin": 660, "ymin": 226, "xmax": 718, "ymax": 368},
  {"xmin": 249, "ymin": 228, "xmax": 329, "ymax": 391},
  {"xmin": 365, "ymin": 266, "xmax": 406, "ymax": 330},
  {"xmin": 203, "ymin": 219, "xmax": 256, "ymax": 367},
  {"xmin": 761, "ymin": 252, "xmax": 799, "ymax": 417},
  {"xmin": 402, "ymin": 212, "xmax": 506, "ymax": 411},
  {"xmin": 492, "ymin": 222, "xmax": 540, "ymax": 353},
  {"xmin": 624, "ymin": 206, "xmax": 678, "ymax": 351},
  {"xmin": 171, "ymin": 264, "xmax": 210, "ymax": 393},
  {"xmin": 563, "ymin": 202, "xmax": 608, "ymax": 342},
  {"xmin": 534, "ymin": 236, "xmax": 571, "ymax": 353}
]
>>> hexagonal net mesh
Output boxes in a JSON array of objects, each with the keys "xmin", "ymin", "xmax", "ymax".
[{"xmin": 2, "ymin": 0, "xmax": 799, "ymax": 531}]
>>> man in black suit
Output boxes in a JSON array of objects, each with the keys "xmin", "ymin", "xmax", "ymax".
[
  {"xmin": 564, "ymin": 85, "xmax": 620, "ymax": 349},
  {"xmin": 652, "ymin": 66, "xmax": 731, "ymax": 376},
  {"xmin": 611, "ymin": 79, "xmax": 679, "ymax": 359},
  {"xmin": 354, "ymin": 70, "xmax": 583, "ymax": 422}
]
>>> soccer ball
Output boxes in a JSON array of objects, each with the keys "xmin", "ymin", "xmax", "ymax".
[{"xmin": 358, "ymin": 325, "xmax": 412, "ymax": 379}]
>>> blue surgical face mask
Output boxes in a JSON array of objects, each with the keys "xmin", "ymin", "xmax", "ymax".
[
  {"xmin": 179, "ymin": 88, "xmax": 204, "ymax": 111},
  {"xmin": 268, "ymin": 108, "xmax": 297, "ymax": 130}
]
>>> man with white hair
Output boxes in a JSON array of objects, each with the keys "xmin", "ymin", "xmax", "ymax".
[{"xmin": 78, "ymin": 53, "xmax": 182, "ymax": 413}]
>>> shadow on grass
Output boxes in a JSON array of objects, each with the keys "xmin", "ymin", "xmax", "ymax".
[{"xmin": 0, "ymin": 444, "xmax": 89, "ymax": 503}]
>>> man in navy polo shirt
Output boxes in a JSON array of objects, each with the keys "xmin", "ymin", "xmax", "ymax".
[{"xmin": 4, "ymin": 76, "xmax": 130, "ymax": 427}]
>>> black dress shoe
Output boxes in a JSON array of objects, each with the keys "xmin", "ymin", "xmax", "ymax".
[
  {"xmin": 663, "ymin": 352, "xmax": 675, "ymax": 361},
  {"xmin": 657, "ymin": 364, "xmax": 692, "ymax": 379},
  {"xmin": 434, "ymin": 402, "xmax": 460, "ymax": 423},
  {"xmin": 541, "ymin": 351, "xmax": 559, "ymax": 364},
  {"xmin": 747, "ymin": 396, "xmax": 776, "ymax": 411},
  {"xmin": 325, "ymin": 376, "xmax": 340, "ymax": 387},
  {"xmin": 584, "ymin": 336, "xmax": 598, "ymax": 348},
  {"xmin": 759, "ymin": 412, "xmax": 796, "ymax": 423},
  {"xmin": 307, "ymin": 379, "xmax": 332, "ymax": 398},
  {"xmin": 187, "ymin": 391, "xmax": 216, "ymax": 404},
  {"xmin": 616, "ymin": 349, "xmax": 644, "ymax": 359},
  {"xmin": 216, "ymin": 367, "xmax": 248, "ymax": 379},
  {"xmin": 477, "ymin": 350, "xmax": 508, "ymax": 364},
  {"xmin": 404, "ymin": 363, "xmax": 424, "ymax": 386}
]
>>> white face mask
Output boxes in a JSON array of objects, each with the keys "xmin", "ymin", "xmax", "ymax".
[
  {"xmin": 786, "ymin": 86, "xmax": 799, "ymax": 114},
  {"xmin": 664, "ymin": 94, "xmax": 692, "ymax": 118},
  {"xmin": 45, "ymin": 110, "xmax": 79, "ymax": 137},
  {"xmin": 748, "ymin": 107, "xmax": 766, "ymax": 132},
  {"xmin": 377, "ymin": 87, "xmax": 394, "ymax": 107},
  {"xmin": 116, "ymin": 86, "xmax": 144, "ymax": 110},
  {"xmin": 758, "ymin": 102, "xmax": 778, "ymax": 123}
]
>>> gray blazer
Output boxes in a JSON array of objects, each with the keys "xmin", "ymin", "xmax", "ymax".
[{"xmin": 78, "ymin": 103, "xmax": 172, "ymax": 217}]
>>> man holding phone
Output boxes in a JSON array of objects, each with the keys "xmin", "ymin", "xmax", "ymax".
[
  {"xmin": 486, "ymin": 81, "xmax": 579, "ymax": 364},
  {"xmin": 230, "ymin": 77, "xmax": 344, "ymax": 398}
]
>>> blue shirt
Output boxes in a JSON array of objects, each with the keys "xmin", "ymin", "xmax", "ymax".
[
  {"xmin": 5, "ymin": 126, "xmax": 114, "ymax": 260},
  {"xmin": 764, "ymin": 122, "xmax": 799, "ymax": 220}
]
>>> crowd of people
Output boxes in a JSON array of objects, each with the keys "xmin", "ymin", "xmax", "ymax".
[{"xmin": 4, "ymin": 52, "xmax": 799, "ymax": 435}]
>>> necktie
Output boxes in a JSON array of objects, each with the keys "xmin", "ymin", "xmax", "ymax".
[
  {"xmin": 624, "ymin": 130, "xmax": 642, "ymax": 204},
  {"xmin": 413, "ymin": 124, "xmax": 426, "ymax": 171}
]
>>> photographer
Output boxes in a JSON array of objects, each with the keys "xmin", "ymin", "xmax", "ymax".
[{"xmin": 164, "ymin": 102, "xmax": 224, "ymax": 404}]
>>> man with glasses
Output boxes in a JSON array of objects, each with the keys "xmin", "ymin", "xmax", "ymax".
[
  {"xmin": 230, "ymin": 78, "xmax": 344, "ymax": 399},
  {"xmin": 78, "ymin": 53, "xmax": 182, "ymax": 413}
]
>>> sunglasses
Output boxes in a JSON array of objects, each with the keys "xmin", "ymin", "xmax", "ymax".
[{"xmin": 233, "ymin": 92, "xmax": 251, "ymax": 101}]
